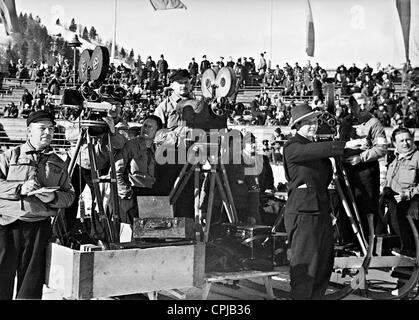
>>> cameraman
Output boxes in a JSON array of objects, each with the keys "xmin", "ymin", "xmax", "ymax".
[
  {"xmin": 154, "ymin": 69, "xmax": 194, "ymax": 129},
  {"xmin": 63, "ymin": 103, "xmax": 127, "ymax": 242},
  {"xmin": 283, "ymin": 103, "xmax": 365, "ymax": 300}
]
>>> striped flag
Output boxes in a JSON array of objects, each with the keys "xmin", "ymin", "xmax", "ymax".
[
  {"xmin": 305, "ymin": 0, "xmax": 315, "ymax": 57},
  {"xmin": 396, "ymin": 0, "xmax": 411, "ymax": 61},
  {"xmin": 0, "ymin": 0, "xmax": 20, "ymax": 35},
  {"xmin": 149, "ymin": 0, "xmax": 187, "ymax": 10}
]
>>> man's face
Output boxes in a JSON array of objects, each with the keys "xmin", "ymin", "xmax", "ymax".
[
  {"xmin": 28, "ymin": 120, "xmax": 55, "ymax": 149},
  {"xmin": 141, "ymin": 118, "xmax": 158, "ymax": 140},
  {"xmin": 171, "ymin": 78, "xmax": 191, "ymax": 97},
  {"xmin": 394, "ymin": 132, "xmax": 414, "ymax": 154}
]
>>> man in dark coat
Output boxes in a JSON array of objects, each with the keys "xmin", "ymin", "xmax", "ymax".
[
  {"xmin": 188, "ymin": 57, "xmax": 199, "ymax": 86},
  {"xmin": 283, "ymin": 103, "xmax": 364, "ymax": 300},
  {"xmin": 200, "ymin": 55, "xmax": 211, "ymax": 75}
]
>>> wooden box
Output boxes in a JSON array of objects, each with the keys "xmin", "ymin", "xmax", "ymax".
[
  {"xmin": 45, "ymin": 242, "xmax": 205, "ymax": 300},
  {"xmin": 132, "ymin": 217, "xmax": 196, "ymax": 239}
]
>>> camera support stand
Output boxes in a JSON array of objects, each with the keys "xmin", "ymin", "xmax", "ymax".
[
  {"xmin": 53, "ymin": 125, "xmax": 120, "ymax": 246},
  {"xmin": 169, "ymin": 158, "xmax": 239, "ymax": 243}
]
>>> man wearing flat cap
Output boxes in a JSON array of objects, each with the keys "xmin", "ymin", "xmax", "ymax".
[
  {"xmin": 0, "ymin": 110, "xmax": 75, "ymax": 299},
  {"xmin": 283, "ymin": 103, "xmax": 364, "ymax": 299},
  {"xmin": 154, "ymin": 69, "xmax": 193, "ymax": 129}
]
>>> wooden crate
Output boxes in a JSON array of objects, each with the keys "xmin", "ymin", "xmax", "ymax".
[{"xmin": 45, "ymin": 242, "xmax": 205, "ymax": 300}]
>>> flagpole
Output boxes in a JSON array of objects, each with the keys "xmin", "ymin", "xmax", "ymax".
[
  {"xmin": 111, "ymin": 0, "xmax": 117, "ymax": 63},
  {"xmin": 269, "ymin": 0, "xmax": 273, "ymax": 67}
]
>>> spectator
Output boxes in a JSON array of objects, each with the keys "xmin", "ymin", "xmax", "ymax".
[
  {"xmin": 188, "ymin": 57, "xmax": 199, "ymax": 86},
  {"xmin": 8, "ymin": 60, "xmax": 17, "ymax": 78},
  {"xmin": 200, "ymin": 55, "xmax": 211, "ymax": 75},
  {"xmin": 4, "ymin": 102, "xmax": 18, "ymax": 118},
  {"xmin": 157, "ymin": 54, "xmax": 169, "ymax": 85},
  {"xmin": 21, "ymin": 88, "xmax": 33, "ymax": 109},
  {"xmin": 226, "ymin": 56, "xmax": 235, "ymax": 68},
  {"xmin": 258, "ymin": 52, "xmax": 267, "ymax": 76},
  {"xmin": 47, "ymin": 73, "xmax": 61, "ymax": 95}
]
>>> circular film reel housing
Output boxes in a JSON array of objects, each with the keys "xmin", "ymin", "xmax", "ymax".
[
  {"xmin": 215, "ymin": 67, "xmax": 236, "ymax": 99},
  {"xmin": 90, "ymin": 46, "xmax": 110, "ymax": 83},
  {"xmin": 78, "ymin": 49, "xmax": 93, "ymax": 83},
  {"xmin": 201, "ymin": 68, "xmax": 217, "ymax": 98}
]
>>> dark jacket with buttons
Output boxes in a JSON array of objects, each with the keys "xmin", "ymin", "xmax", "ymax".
[{"xmin": 283, "ymin": 133, "xmax": 346, "ymax": 215}]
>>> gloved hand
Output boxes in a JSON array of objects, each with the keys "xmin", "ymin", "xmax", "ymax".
[{"xmin": 407, "ymin": 197, "xmax": 419, "ymax": 220}]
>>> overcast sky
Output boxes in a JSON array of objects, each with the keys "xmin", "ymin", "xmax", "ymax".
[{"xmin": 12, "ymin": 0, "xmax": 409, "ymax": 69}]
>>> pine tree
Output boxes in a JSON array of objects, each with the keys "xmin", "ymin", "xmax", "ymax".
[
  {"xmin": 120, "ymin": 47, "xmax": 126, "ymax": 59},
  {"xmin": 89, "ymin": 26, "xmax": 97, "ymax": 41},
  {"xmin": 82, "ymin": 27, "xmax": 89, "ymax": 41},
  {"xmin": 69, "ymin": 18, "xmax": 77, "ymax": 32},
  {"xmin": 127, "ymin": 49, "xmax": 135, "ymax": 65}
]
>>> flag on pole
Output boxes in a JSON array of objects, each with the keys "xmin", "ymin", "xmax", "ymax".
[
  {"xmin": 305, "ymin": 0, "xmax": 315, "ymax": 57},
  {"xmin": 395, "ymin": 0, "xmax": 411, "ymax": 61},
  {"xmin": 0, "ymin": 0, "xmax": 20, "ymax": 35},
  {"xmin": 149, "ymin": 0, "xmax": 187, "ymax": 11}
]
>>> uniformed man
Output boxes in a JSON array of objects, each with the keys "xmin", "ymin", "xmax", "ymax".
[
  {"xmin": 154, "ymin": 69, "xmax": 193, "ymax": 129},
  {"xmin": 283, "ymin": 103, "xmax": 364, "ymax": 300},
  {"xmin": 338, "ymin": 92, "xmax": 387, "ymax": 247},
  {"xmin": 0, "ymin": 110, "xmax": 75, "ymax": 300}
]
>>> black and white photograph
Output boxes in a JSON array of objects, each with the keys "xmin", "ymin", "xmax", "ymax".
[{"xmin": 0, "ymin": 0, "xmax": 418, "ymax": 309}]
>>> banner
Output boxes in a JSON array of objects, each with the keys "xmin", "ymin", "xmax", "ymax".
[
  {"xmin": 149, "ymin": 0, "xmax": 187, "ymax": 11},
  {"xmin": 396, "ymin": 0, "xmax": 411, "ymax": 61},
  {"xmin": 0, "ymin": 0, "xmax": 20, "ymax": 35},
  {"xmin": 306, "ymin": 0, "xmax": 315, "ymax": 57}
]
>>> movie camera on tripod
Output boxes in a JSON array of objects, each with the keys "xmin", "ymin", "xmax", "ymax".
[{"xmin": 60, "ymin": 45, "xmax": 126, "ymax": 128}]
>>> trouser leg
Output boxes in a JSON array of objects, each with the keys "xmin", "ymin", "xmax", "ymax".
[
  {"xmin": 0, "ymin": 222, "xmax": 19, "ymax": 300},
  {"xmin": 16, "ymin": 220, "xmax": 51, "ymax": 300},
  {"xmin": 285, "ymin": 213, "xmax": 334, "ymax": 300},
  {"xmin": 394, "ymin": 201, "xmax": 416, "ymax": 253}
]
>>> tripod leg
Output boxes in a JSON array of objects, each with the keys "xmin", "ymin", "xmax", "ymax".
[
  {"xmin": 334, "ymin": 176, "xmax": 367, "ymax": 255},
  {"xmin": 107, "ymin": 133, "xmax": 120, "ymax": 242},
  {"xmin": 214, "ymin": 172, "xmax": 236, "ymax": 223},
  {"xmin": 87, "ymin": 134, "xmax": 115, "ymax": 244},
  {"xmin": 68, "ymin": 127, "xmax": 87, "ymax": 177},
  {"xmin": 51, "ymin": 128, "xmax": 87, "ymax": 245},
  {"xmin": 203, "ymin": 169, "xmax": 216, "ymax": 243},
  {"xmin": 170, "ymin": 163, "xmax": 197, "ymax": 205},
  {"xmin": 169, "ymin": 163, "xmax": 190, "ymax": 201},
  {"xmin": 219, "ymin": 162, "xmax": 239, "ymax": 222},
  {"xmin": 339, "ymin": 164, "xmax": 368, "ymax": 247},
  {"xmin": 194, "ymin": 166, "xmax": 201, "ymax": 224}
]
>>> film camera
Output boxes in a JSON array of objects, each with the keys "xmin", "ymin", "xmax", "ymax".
[
  {"xmin": 173, "ymin": 66, "xmax": 239, "ymax": 132},
  {"xmin": 61, "ymin": 46, "xmax": 123, "ymax": 127}
]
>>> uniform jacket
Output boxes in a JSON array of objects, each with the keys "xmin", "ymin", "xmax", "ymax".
[
  {"xmin": 0, "ymin": 142, "xmax": 75, "ymax": 225},
  {"xmin": 339, "ymin": 113, "xmax": 387, "ymax": 163},
  {"xmin": 386, "ymin": 146, "xmax": 419, "ymax": 200},
  {"xmin": 114, "ymin": 136, "xmax": 156, "ymax": 199},
  {"xmin": 283, "ymin": 133, "xmax": 346, "ymax": 215}
]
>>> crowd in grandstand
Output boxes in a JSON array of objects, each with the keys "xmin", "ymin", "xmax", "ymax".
[{"xmin": 2, "ymin": 53, "xmax": 418, "ymax": 132}]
